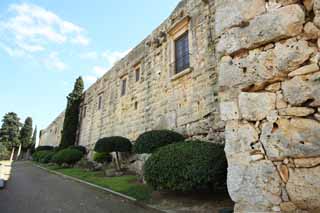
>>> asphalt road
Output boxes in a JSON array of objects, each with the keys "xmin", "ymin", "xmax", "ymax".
[{"xmin": 0, "ymin": 161, "xmax": 157, "ymax": 213}]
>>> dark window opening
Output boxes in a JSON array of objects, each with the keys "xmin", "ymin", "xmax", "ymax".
[
  {"xmin": 175, "ymin": 32, "xmax": 190, "ymax": 74},
  {"xmin": 121, "ymin": 78, "xmax": 127, "ymax": 96},
  {"xmin": 135, "ymin": 67, "xmax": 140, "ymax": 82},
  {"xmin": 134, "ymin": 101, "xmax": 138, "ymax": 110},
  {"xmin": 98, "ymin": 96, "xmax": 103, "ymax": 110},
  {"xmin": 83, "ymin": 106, "xmax": 87, "ymax": 118}
]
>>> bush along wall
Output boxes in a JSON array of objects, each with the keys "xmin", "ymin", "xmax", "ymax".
[
  {"xmin": 144, "ymin": 140, "xmax": 227, "ymax": 192},
  {"xmin": 51, "ymin": 148, "xmax": 84, "ymax": 166},
  {"xmin": 133, "ymin": 130, "xmax": 185, "ymax": 154},
  {"xmin": 94, "ymin": 136, "xmax": 132, "ymax": 170}
]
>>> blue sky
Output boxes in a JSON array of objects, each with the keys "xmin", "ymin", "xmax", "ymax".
[{"xmin": 0, "ymin": 0, "xmax": 180, "ymax": 138}]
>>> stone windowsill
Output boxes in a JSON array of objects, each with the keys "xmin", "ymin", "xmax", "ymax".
[{"xmin": 170, "ymin": 67, "xmax": 193, "ymax": 81}]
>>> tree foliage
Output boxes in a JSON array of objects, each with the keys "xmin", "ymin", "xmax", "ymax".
[
  {"xmin": 0, "ymin": 112, "xmax": 21, "ymax": 150},
  {"xmin": 19, "ymin": 117, "xmax": 33, "ymax": 150},
  {"xmin": 60, "ymin": 77, "xmax": 84, "ymax": 149}
]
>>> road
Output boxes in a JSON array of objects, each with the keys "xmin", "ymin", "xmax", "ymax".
[{"xmin": 0, "ymin": 162, "xmax": 157, "ymax": 213}]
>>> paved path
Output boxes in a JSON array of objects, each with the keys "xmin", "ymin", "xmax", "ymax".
[{"xmin": 0, "ymin": 162, "xmax": 157, "ymax": 213}]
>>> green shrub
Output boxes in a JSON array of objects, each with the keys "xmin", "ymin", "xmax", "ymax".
[
  {"xmin": 93, "ymin": 152, "xmax": 112, "ymax": 164},
  {"xmin": 133, "ymin": 130, "xmax": 185, "ymax": 154},
  {"xmin": 144, "ymin": 140, "xmax": 227, "ymax": 192},
  {"xmin": 52, "ymin": 148, "xmax": 84, "ymax": 165},
  {"xmin": 32, "ymin": 150, "xmax": 53, "ymax": 162},
  {"xmin": 39, "ymin": 151, "xmax": 55, "ymax": 164},
  {"xmin": 35, "ymin": 146, "xmax": 54, "ymax": 152},
  {"xmin": 0, "ymin": 144, "xmax": 10, "ymax": 160},
  {"xmin": 69, "ymin": 145, "xmax": 87, "ymax": 155},
  {"xmin": 94, "ymin": 136, "xmax": 132, "ymax": 153}
]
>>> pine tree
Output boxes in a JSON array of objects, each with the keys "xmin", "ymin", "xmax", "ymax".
[
  {"xmin": 60, "ymin": 77, "xmax": 84, "ymax": 149},
  {"xmin": 19, "ymin": 117, "xmax": 33, "ymax": 150},
  {"xmin": 0, "ymin": 112, "xmax": 21, "ymax": 150}
]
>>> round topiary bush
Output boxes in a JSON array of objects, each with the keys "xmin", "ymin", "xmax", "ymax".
[
  {"xmin": 93, "ymin": 152, "xmax": 112, "ymax": 164},
  {"xmin": 51, "ymin": 148, "xmax": 84, "ymax": 165},
  {"xmin": 94, "ymin": 136, "xmax": 132, "ymax": 153},
  {"xmin": 144, "ymin": 140, "xmax": 227, "ymax": 192},
  {"xmin": 133, "ymin": 130, "xmax": 185, "ymax": 154},
  {"xmin": 69, "ymin": 145, "xmax": 87, "ymax": 155},
  {"xmin": 35, "ymin": 146, "xmax": 54, "ymax": 152}
]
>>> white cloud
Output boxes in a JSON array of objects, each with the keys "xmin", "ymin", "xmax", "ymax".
[
  {"xmin": 80, "ymin": 51, "xmax": 98, "ymax": 60},
  {"xmin": 0, "ymin": 3, "xmax": 90, "ymax": 58},
  {"xmin": 93, "ymin": 66, "xmax": 108, "ymax": 76},
  {"xmin": 102, "ymin": 49, "xmax": 131, "ymax": 66},
  {"xmin": 83, "ymin": 75, "xmax": 97, "ymax": 86},
  {"xmin": 45, "ymin": 52, "xmax": 67, "ymax": 71}
]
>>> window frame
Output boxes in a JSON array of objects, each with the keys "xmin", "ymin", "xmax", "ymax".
[
  {"xmin": 98, "ymin": 95, "xmax": 103, "ymax": 110},
  {"xmin": 174, "ymin": 31, "xmax": 190, "ymax": 74},
  {"xmin": 120, "ymin": 77, "xmax": 127, "ymax": 97}
]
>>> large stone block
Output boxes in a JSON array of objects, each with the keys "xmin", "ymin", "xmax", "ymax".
[
  {"xmin": 260, "ymin": 118, "xmax": 320, "ymax": 159},
  {"xmin": 287, "ymin": 167, "xmax": 320, "ymax": 210},
  {"xmin": 239, "ymin": 92, "xmax": 276, "ymax": 121},
  {"xmin": 216, "ymin": 5, "xmax": 305, "ymax": 56}
]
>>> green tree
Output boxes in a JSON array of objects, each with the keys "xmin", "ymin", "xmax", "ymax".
[
  {"xmin": 31, "ymin": 126, "xmax": 37, "ymax": 145},
  {"xmin": 19, "ymin": 117, "xmax": 33, "ymax": 150},
  {"xmin": 60, "ymin": 76, "xmax": 84, "ymax": 149},
  {"xmin": 0, "ymin": 112, "xmax": 21, "ymax": 150}
]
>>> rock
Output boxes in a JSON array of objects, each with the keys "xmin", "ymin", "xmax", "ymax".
[
  {"xmin": 215, "ymin": 0, "xmax": 266, "ymax": 35},
  {"xmin": 286, "ymin": 167, "xmax": 320, "ymax": 209},
  {"xmin": 239, "ymin": 92, "xmax": 276, "ymax": 121},
  {"xmin": 227, "ymin": 160, "xmax": 282, "ymax": 209},
  {"xmin": 220, "ymin": 101, "xmax": 240, "ymax": 121},
  {"xmin": 224, "ymin": 121, "xmax": 259, "ymax": 157},
  {"xmin": 216, "ymin": 5, "xmax": 305, "ymax": 56},
  {"xmin": 265, "ymin": 82, "xmax": 281, "ymax": 92},
  {"xmin": 267, "ymin": 110, "xmax": 279, "ymax": 123},
  {"xmin": 288, "ymin": 63, "xmax": 319, "ymax": 77},
  {"xmin": 278, "ymin": 107, "xmax": 315, "ymax": 116},
  {"xmin": 277, "ymin": 164, "xmax": 289, "ymax": 183},
  {"xmin": 315, "ymin": 113, "xmax": 320, "ymax": 121},
  {"xmin": 280, "ymin": 202, "xmax": 297, "ymax": 212},
  {"xmin": 303, "ymin": 22, "xmax": 320, "ymax": 39},
  {"xmin": 294, "ymin": 157, "xmax": 320, "ymax": 168},
  {"xmin": 251, "ymin": 154, "xmax": 265, "ymax": 161},
  {"xmin": 276, "ymin": 92, "xmax": 288, "ymax": 109},
  {"xmin": 304, "ymin": 0, "xmax": 314, "ymax": 11},
  {"xmin": 260, "ymin": 118, "xmax": 320, "ymax": 159},
  {"xmin": 314, "ymin": 0, "xmax": 320, "ymax": 28},
  {"xmin": 282, "ymin": 73, "xmax": 320, "ymax": 106},
  {"xmin": 272, "ymin": 206, "xmax": 281, "ymax": 212}
]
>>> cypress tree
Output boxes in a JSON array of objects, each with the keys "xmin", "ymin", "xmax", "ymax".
[
  {"xmin": 32, "ymin": 126, "xmax": 37, "ymax": 145},
  {"xmin": 19, "ymin": 117, "xmax": 33, "ymax": 150},
  {"xmin": 0, "ymin": 112, "xmax": 21, "ymax": 150},
  {"xmin": 60, "ymin": 77, "xmax": 84, "ymax": 149}
]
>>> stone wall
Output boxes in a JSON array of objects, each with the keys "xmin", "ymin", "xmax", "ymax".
[
  {"xmin": 39, "ymin": 111, "xmax": 65, "ymax": 147},
  {"xmin": 77, "ymin": 0, "xmax": 222, "ymax": 154},
  {"xmin": 217, "ymin": 0, "xmax": 320, "ymax": 212}
]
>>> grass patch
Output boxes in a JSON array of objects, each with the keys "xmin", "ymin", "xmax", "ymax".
[{"xmin": 39, "ymin": 164, "xmax": 153, "ymax": 201}]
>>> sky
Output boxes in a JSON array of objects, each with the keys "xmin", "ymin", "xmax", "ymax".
[{"xmin": 0, "ymin": 0, "xmax": 180, "ymax": 138}]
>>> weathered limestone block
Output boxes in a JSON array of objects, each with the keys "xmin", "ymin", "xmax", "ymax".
[
  {"xmin": 287, "ymin": 167, "xmax": 320, "ymax": 210},
  {"xmin": 224, "ymin": 121, "xmax": 259, "ymax": 157},
  {"xmin": 218, "ymin": 39, "xmax": 314, "ymax": 90},
  {"xmin": 215, "ymin": 0, "xmax": 266, "ymax": 35},
  {"xmin": 314, "ymin": 0, "xmax": 320, "ymax": 28},
  {"xmin": 303, "ymin": 22, "xmax": 320, "ymax": 39},
  {"xmin": 239, "ymin": 92, "xmax": 276, "ymax": 121},
  {"xmin": 216, "ymin": 5, "xmax": 305, "ymax": 56},
  {"xmin": 266, "ymin": 82, "xmax": 281, "ymax": 92},
  {"xmin": 282, "ymin": 72, "xmax": 320, "ymax": 106},
  {"xmin": 304, "ymin": 0, "xmax": 314, "ymax": 11},
  {"xmin": 220, "ymin": 101, "xmax": 240, "ymax": 121},
  {"xmin": 278, "ymin": 107, "xmax": 315, "ymax": 116},
  {"xmin": 227, "ymin": 159, "xmax": 282, "ymax": 211},
  {"xmin": 288, "ymin": 63, "xmax": 319, "ymax": 77},
  {"xmin": 294, "ymin": 157, "xmax": 320, "ymax": 168},
  {"xmin": 260, "ymin": 118, "xmax": 320, "ymax": 159}
]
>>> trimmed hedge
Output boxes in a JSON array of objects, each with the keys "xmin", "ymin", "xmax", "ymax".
[
  {"xmin": 144, "ymin": 140, "xmax": 227, "ymax": 192},
  {"xmin": 93, "ymin": 152, "xmax": 112, "ymax": 164},
  {"xmin": 35, "ymin": 146, "xmax": 54, "ymax": 152},
  {"xmin": 69, "ymin": 145, "xmax": 87, "ymax": 155},
  {"xmin": 52, "ymin": 148, "xmax": 84, "ymax": 165},
  {"xmin": 133, "ymin": 130, "xmax": 185, "ymax": 154},
  {"xmin": 94, "ymin": 136, "xmax": 132, "ymax": 153},
  {"xmin": 32, "ymin": 150, "xmax": 53, "ymax": 162},
  {"xmin": 39, "ymin": 151, "xmax": 55, "ymax": 164}
]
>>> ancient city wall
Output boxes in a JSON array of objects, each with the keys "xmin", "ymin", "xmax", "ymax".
[
  {"xmin": 39, "ymin": 111, "xmax": 65, "ymax": 147},
  {"xmin": 77, "ymin": 0, "xmax": 222, "ymax": 153},
  {"xmin": 217, "ymin": 0, "xmax": 320, "ymax": 212}
]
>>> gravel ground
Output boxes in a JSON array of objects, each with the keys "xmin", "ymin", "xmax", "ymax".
[{"xmin": 0, "ymin": 161, "xmax": 157, "ymax": 213}]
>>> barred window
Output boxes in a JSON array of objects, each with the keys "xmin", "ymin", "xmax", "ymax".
[{"xmin": 174, "ymin": 32, "xmax": 190, "ymax": 74}]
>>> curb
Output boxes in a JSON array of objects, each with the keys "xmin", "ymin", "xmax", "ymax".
[{"xmin": 35, "ymin": 164, "xmax": 163, "ymax": 212}]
